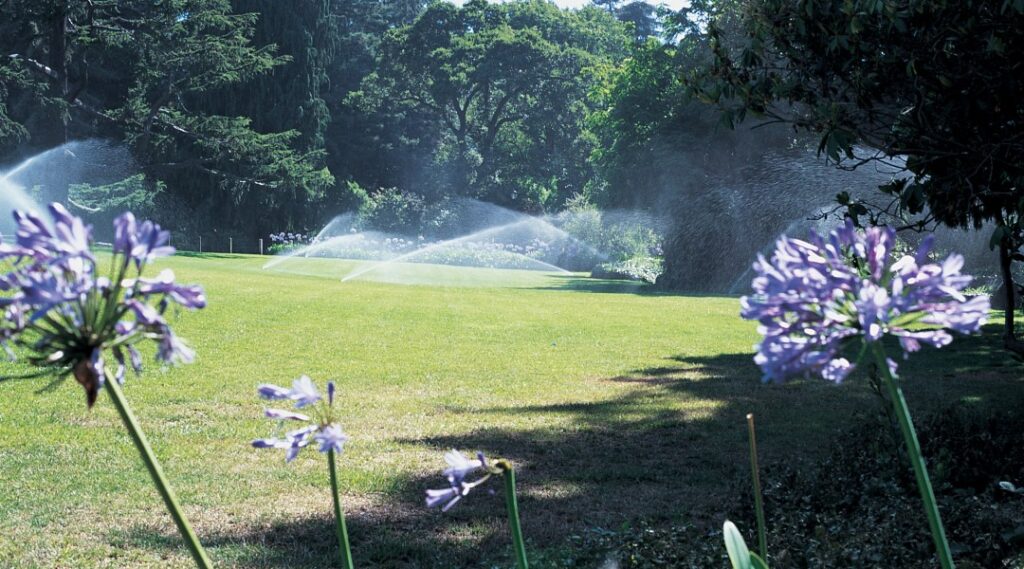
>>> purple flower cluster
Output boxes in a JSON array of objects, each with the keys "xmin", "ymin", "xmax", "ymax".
[
  {"xmin": 741, "ymin": 221, "xmax": 989, "ymax": 383},
  {"xmin": 269, "ymin": 232, "xmax": 313, "ymax": 245},
  {"xmin": 425, "ymin": 449, "xmax": 493, "ymax": 511},
  {"xmin": 0, "ymin": 204, "xmax": 205, "ymax": 406},
  {"xmin": 252, "ymin": 376, "xmax": 349, "ymax": 462}
]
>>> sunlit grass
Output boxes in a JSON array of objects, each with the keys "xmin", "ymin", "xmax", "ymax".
[{"xmin": 0, "ymin": 254, "xmax": 1020, "ymax": 568}]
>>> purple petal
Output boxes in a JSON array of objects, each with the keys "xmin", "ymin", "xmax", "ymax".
[
  {"xmin": 258, "ymin": 384, "xmax": 292, "ymax": 400},
  {"xmin": 264, "ymin": 408, "xmax": 311, "ymax": 421}
]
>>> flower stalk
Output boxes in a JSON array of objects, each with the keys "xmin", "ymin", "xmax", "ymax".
[
  {"xmin": 496, "ymin": 460, "xmax": 529, "ymax": 569},
  {"xmin": 104, "ymin": 370, "xmax": 213, "ymax": 568},
  {"xmin": 870, "ymin": 343, "xmax": 954, "ymax": 569},
  {"xmin": 425, "ymin": 451, "xmax": 529, "ymax": 568},
  {"xmin": 746, "ymin": 413, "xmax": 767, "ymax": 561},
  {"xmin": 328, "ymin": 449, "xmax": 355, "ymax": 569}
]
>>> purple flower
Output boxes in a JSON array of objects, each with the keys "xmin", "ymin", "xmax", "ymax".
[
  {"xmin": 315, "ymin": 424, "xmax": 348, "ymax": 454},
  {"xmin": 258, "ymin": 384, "xmax": 292, "ymax": 400},
  {"xmin": 265, "ymin": 408, "xmax": 311, "ymax": 421},
  {"xmin": 252, "ymin": 376, "xmax": 346, "ymax": 463},
  {"xmin": 12, "ymin": 209, "xmax": 55, "ymax": 258},
  {"xmin": 443, "ymin": 449, "xmax": 486, "ymax": 484},
  {"xmin": 290, "ymin": 375, "xmax": 321, "ymax": 408},
  {"xmin": 115, "ymin": 218, "xmax": 174, "ymax": 269},
  {"xmin": 135, "ymin": 269, "xmax": 207, "ymax": 309},
  {"xmin": 48, "ymin": 203, "xmax": 93, "ymax": 264},
  {"xmin": 741, "ymin": 221, "xmax": 990, "ymax": 383},
  {"xmin": 425, "ymin": 486, "xmax": 462, "ymax": 510},
  {"xmin": 425, "ymin": 449, "xmax": 495, "ymax": 511},
  {"xmin": 113, "ymin": 211, "xmax": 137, "ymax": 255},
  {"xmin": 0, "ymin": 204, "xmax": 204, "ymax": 407},
  {"xmin": 156, "ymin": 329, "xmax": 195, "ymax": 365}
]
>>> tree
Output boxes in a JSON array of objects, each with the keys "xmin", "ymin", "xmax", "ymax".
[
  {"xmin": 693, "ymin": 0, "xmax": 1024, "ymax": 351},
  {"xmin": 0, "ymin": 0, "xmax": 331, "ymax": 235},
  {"xmin": 616, "ymin": 2, "xmax": 659, "ymax": 43},
  {"xmin": 353, "ymin": 0, "xmax": 627, "ymax": 211},
  {"xmin": 590, "ymin": 0, "xmax": 660, "ymax": 43}
]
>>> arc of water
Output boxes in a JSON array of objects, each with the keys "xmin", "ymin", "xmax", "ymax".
[
  {"xmin": 262, "ymin": 232, "xmax": 392, "ymax": 270},
  {"xmin": 726, "ymin": 205, "xmax": 835, "ymax": 295},
  {"xmin": 340, "ymin": 218, "xmax": 571, "ymax": 282},
  {"xmin": 0, "ymin": 155, "xmax": 47, "ymax": 226},
  {"xmin": 0, "ymin": 155, "xmax": 38, "ymax": 183}
]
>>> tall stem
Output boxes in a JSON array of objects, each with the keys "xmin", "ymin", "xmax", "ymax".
[
  {"xmin": 497, "ymin": 461, "xmax": 529, "ymax": 569},
  {"xmin": 870, "ymin": 343, "xmax": 954, "ymax": 569},
  {"xmin": 746, "ymin": 413, "xmax": 768, "ymax": 560},
  {"xmin": 328, "ymin": 450, "xmax": 355, "ymax": 569},
  {"xmin": 104, "ymin": 373, "xmax": 213, "ymax": 568}
]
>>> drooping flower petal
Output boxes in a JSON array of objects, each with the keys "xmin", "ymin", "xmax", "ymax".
[
  {"xmin": 425, "ymin": 486, "xmax": 462, "ymax": 510},
  {"xmin": 265, "ymin": 408, "xmax": 311, "ymax": 421},
  {"xmin": 290, "ymin": 375, "xmax": 321, "ymax": 408},
  {"xmin": 258, "ymin": 384, "xmax": 292, "ymax": 400},
  {"xmin": 136, "ymin": 269, "xmax": 206, "ymax": 309},
  {"xmin": 443, "ymin": 449, "xmax": 485, "ymax": 484},
  {"xmin": 129, "ymin": 220, "xmax": 175, "ymax": 268}
]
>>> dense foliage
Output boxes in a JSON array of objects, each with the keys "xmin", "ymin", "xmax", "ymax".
[
  {"xmin": 692, "ymin": 0, "xmax": 1024, "ymax": 348},
  {"xmin": 0, "ymin": 0, "xmax": 654, "ymax": 242}
]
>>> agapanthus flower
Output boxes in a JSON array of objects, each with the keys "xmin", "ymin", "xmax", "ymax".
[
  {"xmin": 741, "ymin": 220, "xmax": 989, "ymax": 383},
  {"xmin": 425, "ymin": 449, "xmax": 494, "ymax": 511},
  {"xmin": 0, "ymin": 204, "xmax": 205, "ymax": 407},
  {"xmin": 252, "ymin": 376, "xmax": 348, "ymax": 462}
]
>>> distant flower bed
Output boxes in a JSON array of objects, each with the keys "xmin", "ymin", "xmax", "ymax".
[
  {"xmin": 267, "ymin": 232, "xmax": 315, "ymax": 256},
  {"xmin": 592, "ymin": 256, "xmax": 663, "ymax": 283}
]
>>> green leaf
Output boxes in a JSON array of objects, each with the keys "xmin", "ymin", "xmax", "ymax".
[
  {"xmin": 991, "ymin": 226, "xmax": 1009, "ymax": 250},
  {"xmin": 723, "ymin": 521, "xmax": 752, "ymax": 569},
  {"xmin": 750, "ymin": 553, "xmax": 771, "ymax": 569}
]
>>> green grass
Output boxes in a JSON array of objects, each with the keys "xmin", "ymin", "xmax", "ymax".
[{"xmin": 0, "ymin": 255, "xmax": 1021, "ymax": 568}]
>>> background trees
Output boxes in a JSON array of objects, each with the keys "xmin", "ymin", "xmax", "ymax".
[
  {"xmin": 352, "ymin": 0, "xmax": 625, "ymax": 212},
  {"xmin": 691, "ymin": 0, "xmax": 1024, "ymax": 350},
  {"xmin": 0, "ymin": 0, "xmax": 641, "ymax": 236},
  {"xmin": 0, "ymin": 0, "xmax": 331, "ymax": 237}
]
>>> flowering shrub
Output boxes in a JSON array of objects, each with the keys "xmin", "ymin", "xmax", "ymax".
[
  {"xmin": 252, "ymin": 375, "xmax": 349, "ymax": 462},
  {"xmin": 742, "ymin": 221, "xmax": 988, "ymax": 383},
  {"xmin": 0, "ymin": 203, "xmax": 211, "ymax": 567},
  {"xmin": 425, "ymin": 449, "xmax": 529, "ymax": 569},
  {"xmin": 268, "ymin": 231, "xmax": 315, "ymax": 255},
  {"xmin": 252, "ymin": 375, "xmax": 354, "ymax": 568},
  {"xmin": 741, "ymin": 220, "xmax": 989, "ymax": 569},
  {"xmin": 0, "ymin": 203, "xmax": 205, "ymax": 405},
  {"xmin": 593, "ymin": 256, "xmax": 663, "ymax": 283}
]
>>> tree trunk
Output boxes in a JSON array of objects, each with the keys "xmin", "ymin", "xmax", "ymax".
[
  {"xmin": 998, "ymin": 238, "xmax": 1024, "ymax": 354},
  {"xmin": 45, "ymin": 4, "xmax": 69, "ymax": 146}
]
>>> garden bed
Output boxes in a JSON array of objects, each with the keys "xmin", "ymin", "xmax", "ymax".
[{"xmin": 588, "ymin": 406, "xmax": 1024, "ymax": 568}]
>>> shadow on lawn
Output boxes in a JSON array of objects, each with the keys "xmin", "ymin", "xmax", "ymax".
[
  {"xmin": 172, "ymin": 251, "xmax": 247, "ymax": 260},
  {"xmin": 120, "ymin": 328, "xmax": 1023, "ymax": 568},
  {"xmin": 115, "ymin": 509, "xmax": 500, "ymax": 569},
  {"xmin": 531, "ymin": 274, "xmax": 735, "ymax": 297}
]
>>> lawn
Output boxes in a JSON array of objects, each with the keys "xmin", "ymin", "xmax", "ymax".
[{"xmin": 0, "ymin": 254, "xmax": 1021, "ymax": 568}]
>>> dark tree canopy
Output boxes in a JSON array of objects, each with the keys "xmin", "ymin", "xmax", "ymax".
[
  {"xmin": 696, "ymin": 0, "xmax": 1024, "ymax": 232},
  {"xmin": 693, "ymin": 0, "xmax": 1024, "ymax": 347},
  {"xmin": 0, "ymin": 0, "xmax": 331, "ymax": 234}
]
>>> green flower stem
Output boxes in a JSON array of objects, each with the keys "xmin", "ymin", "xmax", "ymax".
[
  {"xmin": 746, "ymin": 413, "xmax": 768, "ymax": 560},
  {"xmin": 496, "ymin": 460, "xmax": 529, "ymax": 569},
  {"xmin": 870, "ymin": 343, "xmax": 954, "ymax": 569},
  {"xmin": 328, "ymin": 449, "xmax": 355, "ymax": 569},
  {"xmin": 104, "ymin": 372, "xmax": 213, "ymax": 568}
]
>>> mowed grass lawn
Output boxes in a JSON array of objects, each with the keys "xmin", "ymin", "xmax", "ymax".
[{"xmin": 1, "ymin": 254, "xmax": 1021, "ymax": 568}]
